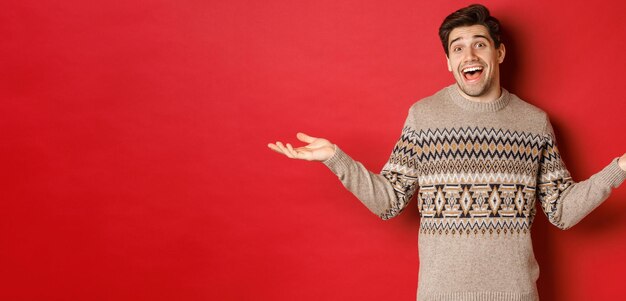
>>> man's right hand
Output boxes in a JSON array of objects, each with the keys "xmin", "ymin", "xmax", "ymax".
[{"xmin": 267, "ymin": 132, "xmax": 336, "ymax": 162}]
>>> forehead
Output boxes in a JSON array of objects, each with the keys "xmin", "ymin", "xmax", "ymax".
[{"xmin": 449, "ymin": 25, "xmax": 491, "ymax": 45}]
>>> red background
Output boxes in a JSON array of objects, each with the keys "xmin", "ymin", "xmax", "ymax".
[{"xmin": 2, "ymin": 0, "xmax": 625, "ymax": 300}]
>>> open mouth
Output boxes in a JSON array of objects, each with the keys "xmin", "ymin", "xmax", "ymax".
[{"xmin": 462, "ymin": 66, "xmax": 483, "ymax": 81}]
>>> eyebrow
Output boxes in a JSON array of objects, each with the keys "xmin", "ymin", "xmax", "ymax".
[{"xmin": 449, "ymin": 34, "xmax": 490, "ymax": 47}]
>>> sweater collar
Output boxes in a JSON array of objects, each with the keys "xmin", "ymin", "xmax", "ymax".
[{"xmin": 447, "ymin": 84, "xmax": 511, "ymax": 112}]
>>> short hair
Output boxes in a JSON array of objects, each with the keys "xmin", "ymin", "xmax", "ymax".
[{"xmin": 438, "ymin": 4, "xmax": 502, "ymax": 57}]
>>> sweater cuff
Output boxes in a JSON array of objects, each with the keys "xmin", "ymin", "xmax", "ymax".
[
  {"xmin": 596, "ymin": 157, "xmax": 626, "ymax": 188},
  {"xmin": 322, "ymin": 145, "xmax": 353, "ymax": 175}
]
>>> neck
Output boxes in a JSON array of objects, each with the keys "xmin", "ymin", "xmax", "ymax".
[
  {"xmin": 456, "ymin": 84, "xmax": 502, "ymax": 103},
  {"xmin": 447, "ymin": 85, "xmax": 511, "ymax": 112}
]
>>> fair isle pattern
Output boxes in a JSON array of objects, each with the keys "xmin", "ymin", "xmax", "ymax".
[
  {"xmin": 380, "ymin": 126, "xmax": 572, "ymax": 234},
  {"xmin": 387, "ymin": 126, "xmax": 544, "ymax": 167},
  {"xmin": 379, "ymin": 171, "xmax": 418, "ymax": 220},
  {"xmin": 417, "ymin": 183, "xmax": 537, "ymax": 235},
  {"xmin": 538, "ymin": 132, "xmax": 574, "ymax": 228}
]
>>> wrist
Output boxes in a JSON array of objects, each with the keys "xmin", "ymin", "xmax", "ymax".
[{"xmin": 321, "ymin": 144, "xmax": 337, "ymax": 163}]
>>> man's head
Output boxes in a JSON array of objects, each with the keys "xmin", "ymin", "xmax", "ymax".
[
  {"xmin": 439, "ymin": 4, "xmax": 502, "ymax": 57},
  {"xmin": 439, "ymin": 4, "xmax": 506, "ymax": 101}
]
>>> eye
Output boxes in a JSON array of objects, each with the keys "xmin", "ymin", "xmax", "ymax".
[
  {"xmin": 452, "ymin": 46, "xmax": 462, "ymax": 53},
  {"xmin": 475, "ymin": 42, "xmax": 486, "ymax": 48}
]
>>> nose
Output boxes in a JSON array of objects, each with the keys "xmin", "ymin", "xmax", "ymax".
[{"xmin": 463, "ymin": 48, "xmax": 478, "ymax": 63}]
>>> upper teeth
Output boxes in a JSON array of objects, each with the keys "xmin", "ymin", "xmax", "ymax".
[{"xmin": 463, "ymin": 67, "xmax": 483, "ymax": 73}]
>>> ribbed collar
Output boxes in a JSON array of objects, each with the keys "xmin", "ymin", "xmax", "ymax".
[{"xmin": 447, "ymin": 84, "xmax": 511, "ymax": 112}]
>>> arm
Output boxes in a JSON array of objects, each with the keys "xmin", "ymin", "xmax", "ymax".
[
  {"xmin": 321, "ymin": 126, "xmax": 420, "ymax": 219},
  {"xmin": 537, "ymin": 119, "xmax": 626, "ymax": 229},
  {"xmin": 268, "ymin": 117, "xmax": 421, "ymax": 220}
]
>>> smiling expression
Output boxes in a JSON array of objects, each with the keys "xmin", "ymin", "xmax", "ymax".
[{"xmin": 446, "ymin": 25, "xmax": 506, "ymax": 102}]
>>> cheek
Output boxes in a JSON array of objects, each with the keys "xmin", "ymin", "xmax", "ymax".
[{"xmin": 448, "ymin": 59, "xmax": 459, "ymax": 72}]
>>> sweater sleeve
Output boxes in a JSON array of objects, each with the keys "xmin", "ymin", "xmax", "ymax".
[
  {"xmin": 322, "ymin": 112, "xmax": 420, "ymax": 220},
  {"xmin": 537, "ymin": 118, "xmax": 626, "ymax": 229}
]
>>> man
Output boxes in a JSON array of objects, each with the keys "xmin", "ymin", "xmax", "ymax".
[{"xmin": 268, "ymin": 4, "xmax": 626, "ymax": 300}]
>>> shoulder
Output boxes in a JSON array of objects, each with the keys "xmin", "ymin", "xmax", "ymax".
[
  {"xmin": 407, "ymin": 86, "xmax": 450, "ymax": 114},
  {"xmin": 508, "ymin": 93, "xmax": 546, "ymax": 116},
  {"xmin": 507, "ymin": 92, "xmax": 550, "ymax": 132}
]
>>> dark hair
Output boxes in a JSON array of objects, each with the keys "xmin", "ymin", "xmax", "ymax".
[{"xmin": 438, "ymin": 4, "xmax": 502, "ymax": 57}]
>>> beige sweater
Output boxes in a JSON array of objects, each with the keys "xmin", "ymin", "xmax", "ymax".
[{"xmin": 323, "ymin": 85, "xmax": 626, "ymax": 301}]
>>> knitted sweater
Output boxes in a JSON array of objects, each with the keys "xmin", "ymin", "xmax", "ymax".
[{"xmin": 322, "ymin": 85, "xmax": 626, "ymax": 301}]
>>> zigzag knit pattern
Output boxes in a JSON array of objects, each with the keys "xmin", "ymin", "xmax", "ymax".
[{"xmin": 380, "ymin": 126, "xmax": 573, "ymax": 233}]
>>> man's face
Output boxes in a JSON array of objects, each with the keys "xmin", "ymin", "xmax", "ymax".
[{"xmin": 446, "ymin": 25, "xmax": 505, "ymax": 102}]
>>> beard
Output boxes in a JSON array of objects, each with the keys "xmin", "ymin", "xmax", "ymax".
[
  {"xmin": 452, "ymin": 65, "xmax": 498, "ymax": 99},
  {"xmin": 456, "ymin": 78, "xmax": 492, "ymax": 97}
]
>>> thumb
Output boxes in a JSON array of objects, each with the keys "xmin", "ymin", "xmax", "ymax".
[{"xmin": 296, "ymin": 132, "xmax": 316, "ymax": 144}]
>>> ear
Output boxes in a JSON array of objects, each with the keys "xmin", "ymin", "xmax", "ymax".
[
  {"xmin": 497, "ymin": 43, "xmax": 506, "ymax": 64},
  {"xmin": 446, "ymin": 55, "xmax": 452, "ymax": 72}
]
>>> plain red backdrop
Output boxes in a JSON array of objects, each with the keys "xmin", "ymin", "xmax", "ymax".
[{"xmin": 1, "ymin": 0, "xmax": 625, "ymax": 300}]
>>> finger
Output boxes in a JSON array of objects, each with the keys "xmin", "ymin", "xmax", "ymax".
[
  {"xmin": 276, "ymin": 142, "xmax": 294, "ymax": 158},
  {"xmin": 267, "ymin": 143, "xmax": 284, "ymax": 154},
  {"xmin": 297, "ymin": 132, "xmax": 317, "ymax": 144},
  {"xmin": 286, "ymin": 143, "xmax": 301, "ymax": 159}
]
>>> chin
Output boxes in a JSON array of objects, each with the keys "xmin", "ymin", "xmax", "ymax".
[{"xmin": 457, "ymin": 83, "xmax": 488, "ymax": 97}]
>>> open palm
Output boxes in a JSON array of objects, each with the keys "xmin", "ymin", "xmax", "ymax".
[{"xmin": 268, "ymin": 132, "xmax": 335, "ymax": 162}]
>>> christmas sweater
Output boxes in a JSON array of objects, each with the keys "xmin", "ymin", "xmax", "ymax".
[{"xmin": 322, "ymin": 85, "xmax": 626, "ymax": 301}]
